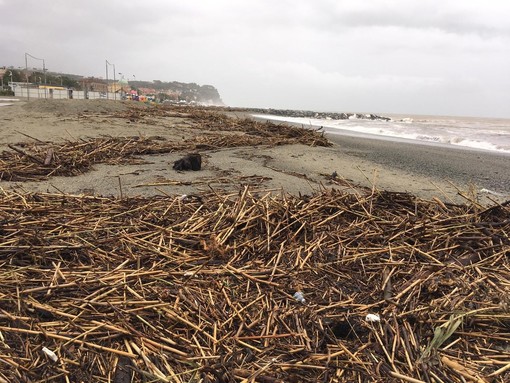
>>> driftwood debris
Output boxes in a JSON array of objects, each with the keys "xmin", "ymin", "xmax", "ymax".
[
  {"xmin": 0, "ymin": 106, "xmax": 330, "ymax": 182},
  {"xmin": 43, "ymin": 147, "xmax": 54, "ymax": 166},
  {"xmin": 0, "ymin": 187, "xmax": 509, "ymax": 382}
]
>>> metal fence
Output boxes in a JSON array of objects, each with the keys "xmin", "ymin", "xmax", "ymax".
[{"xmin": 12, "ymin": 84, "xmax": 120, "ymax": 100}]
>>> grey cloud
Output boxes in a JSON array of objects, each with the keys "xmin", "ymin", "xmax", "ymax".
[
  {"xmin": 308, "ymin": 1, "xmax": 510, "ymax": 38},
  {"xmin": 1, "ymin": 0, "xmax": 509, "ymax": 117}
]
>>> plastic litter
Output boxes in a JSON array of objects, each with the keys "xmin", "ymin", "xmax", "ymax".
[
  {"xmin": 365, "ymin": 313, "xmax": 381, "ymax": 322},
  {"xmin": 42, "ymin": 347, "xmax": 58, "ymax": 362},
  {"xmin": 293, "ymin": 291, "xmax": 305, "ymax": 304}
]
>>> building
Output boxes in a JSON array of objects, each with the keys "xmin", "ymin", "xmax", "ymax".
[
  {"xmin": 138, "ymin": 87, "xmax": 156, "ymax": 95},
  {"xmin": 81, "ymin": 77, "xmax": 107, "ymax": 92}
]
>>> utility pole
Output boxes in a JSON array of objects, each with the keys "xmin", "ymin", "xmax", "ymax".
[
  {"xmin": 42, "ymin": 58, "xmax": 47, "ymax": 98},
  {"xmin": 25, "ymin": 52, "xmax": 47, "ymax": 100},
  {"xmin": 25, "ymin": 53, "xmax": 29, "ymax": 100},
  {"xmin": 113, "ymin": 64, "xmax": 116, "ymax": 100},
  {"xmin": 106, "ymin": 60, "xmax": 116, "ymax": 100},
  {"xmin": 105, "ymin": 59, "xmax": 109, "ymax": 100}
]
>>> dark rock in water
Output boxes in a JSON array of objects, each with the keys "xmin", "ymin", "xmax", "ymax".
[{"xmin": 173, "ymin": 153, "xmax": 202, "ymax": 171}]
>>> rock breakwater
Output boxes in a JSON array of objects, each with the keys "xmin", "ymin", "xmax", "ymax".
[{"xmin": 228, "ymin": 107, "xmax": 391, "ymax": 121}]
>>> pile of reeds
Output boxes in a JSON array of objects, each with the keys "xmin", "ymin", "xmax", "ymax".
[
  {"xmin": 112, "ymin": 104, "xmax": 331, "ymax": 146},
  {"xmin": 107, "ymin": 104, "xmax": 187, "ymax": 124},
  {"xmin": 0, "ymin": 187, "xmax": 508, "ymax": 382},
  {"xmin": 0, "ymin": 136, "xmax": 175, "ymax": 181},
  {"xmin": 0, "ymin": 107, "xmax": 330, "ymax": 182},
  {"xmin": 176, "ymin": 107, "xmax": 331, "ymax": 148}
]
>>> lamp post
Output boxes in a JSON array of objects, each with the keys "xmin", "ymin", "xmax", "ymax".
[
  {"xmin": 113, "ymin": 64, "xmax": 116, "ymax": 100},
  {"xmin": 25, "ymin": 53, "xmax": 29, "ymax": 99},
  {"xmin": 43, "ymin": 63, "xmax": 46, "ymax": 86},
  {"xmin": 25, "ymin": 52, "xmax": 46, "ymax": 100},
  {"xmin": 105, "ymin": 59, "xmax": 109, "ymax": 100},
  {"xmin": 105, "ymin": 59, "xmax": 116, "ymax": 100}
]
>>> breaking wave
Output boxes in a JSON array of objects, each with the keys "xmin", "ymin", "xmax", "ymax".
[{"xmin": 254, "ymin": 114, "xmax": 510, "ymax": 154}]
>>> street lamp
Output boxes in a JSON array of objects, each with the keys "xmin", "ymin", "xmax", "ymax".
[
  {"xmin": 105, "ymin": 59, "xmax": 116, "ymax": 100},
  {"xmin": 105, "ymin": 59, "xmax": 109, "ymax": 99},
  {"xmin": 25, "ymin": 53, "xmax": 29, "ymax": 99},
  {"xmin": 25, "ymin": 52, "xmax": 46, "ymax": 100},
  {"xmin": 113, "ymin": 65, "xmax": 116, "ymax": 100}
]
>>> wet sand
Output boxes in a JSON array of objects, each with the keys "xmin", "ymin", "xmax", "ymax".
[{"xmin": 325, "ymin": 131, "xmax": 510, "ymax": 197}]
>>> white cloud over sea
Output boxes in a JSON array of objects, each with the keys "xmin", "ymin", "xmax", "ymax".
[{"xmin": 1, "ymin": 0, "xmax": 509, "ymax": 117}]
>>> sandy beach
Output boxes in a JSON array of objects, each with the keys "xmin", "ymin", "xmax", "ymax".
[
  {"xmin": 1, "ymin": 98, "xmax": 509, "ymax": 382},
  {"xmin": 0, "ymin": 99, "xmax": 507, "ymax": 205}
]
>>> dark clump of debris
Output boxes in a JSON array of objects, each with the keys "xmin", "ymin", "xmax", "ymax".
[{"xmin": 173, "ymin": 153, "xmax": 202, "ymax": 171}]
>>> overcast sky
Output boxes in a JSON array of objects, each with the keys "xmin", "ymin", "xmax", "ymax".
[{"xmin": 1, "ymin": 0, "xmax": 509, "ymax": 117}]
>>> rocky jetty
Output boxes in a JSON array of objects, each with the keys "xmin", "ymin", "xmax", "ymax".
[{"xmin": 230, "ymin": 107, "xmax": 391, "ymax": 121}]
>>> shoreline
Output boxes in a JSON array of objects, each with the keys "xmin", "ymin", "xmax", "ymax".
[
  {"xmin": 249, "ymin": 113, "xmax": 510, "ymax": 200},
  {"xmin": 251, "ymin": 112, "xmax": 510, "ymax": 156},
  {"xmin": 324, "ymin": 129, "xmax": 510, "ymax": 196}
]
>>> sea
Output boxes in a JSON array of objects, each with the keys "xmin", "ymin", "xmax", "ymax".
[{"xmin": 252, "ymin": 113, "xmax": 510, "ymax": 155}]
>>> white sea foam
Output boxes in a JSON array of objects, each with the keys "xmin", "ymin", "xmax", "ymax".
[{"xmin": 254, "ymin": 114, "xmax": 510, "ymax": 154}]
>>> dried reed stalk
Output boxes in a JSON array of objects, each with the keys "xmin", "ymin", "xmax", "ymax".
[
  {"xmin": 0, "ymin": 106, "xmax": 330, "ymax": 182},
  {"xmin": 0, "ymin": 185, "xmax": 508, "ymax": 382}
]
